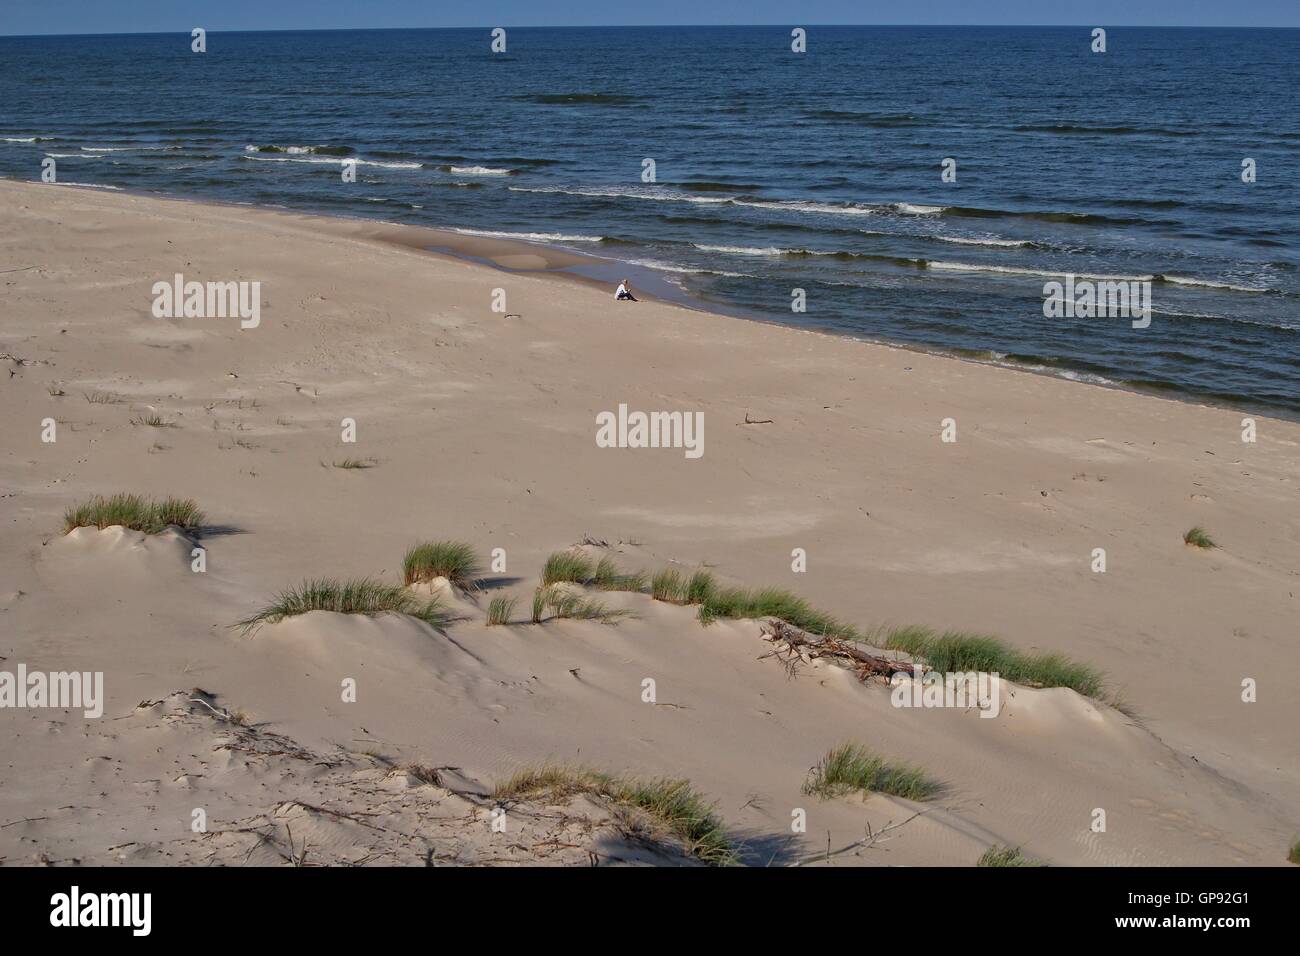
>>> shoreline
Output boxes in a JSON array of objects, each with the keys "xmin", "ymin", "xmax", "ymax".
[
  {"xmin": 8, "ymin": 176, "xmax": 1296, "ymax": 424},
  {"xmin": 3, "ymin": 178, "xmax": 1299, "ymax": 866}
]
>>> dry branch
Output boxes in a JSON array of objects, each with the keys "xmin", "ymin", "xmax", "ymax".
[{"xmin": 759, "ymin": 619, "xmax": 919, "ymax": 684}]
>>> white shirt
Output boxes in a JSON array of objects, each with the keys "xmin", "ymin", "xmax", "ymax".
[{"xmin": 615, "ymin": 283, "xmax": 628, "ymax": 298}]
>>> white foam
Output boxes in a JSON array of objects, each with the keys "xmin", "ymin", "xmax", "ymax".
[
  {"xmin": 51, "ymin": 182, "xmax": 123, "ymax": 190},
  {"xmin": 930, "ymin": 261, "xmax": 1153, "ymax": 282},
  {"xmin": 693, "ymin": 244, "xmax": 785, "ymax": 256},
  {"xmin": 935, "ymin": 235, "xmax": 1030, "ymax": 248},
  {"xmin": 1159, "ymin": 274, "xmax": 1268, "ymax": 293},
  {"xmin": 454, "ymin": 228, "xmax": 604, "ymax": 242},
  {"xmin": 241, "ymin": 155, "xmax": 421, "ymax": 170},
  {"xmin": 447, "ymin": 165, "xmax": 512, "ymax": 176},
  {"xmin": 622, "ymin": 257, "xmax": 752, "ymax": 279},
  {"xmin": 81, "ymin": 145, "xmax": 181, "ymax": 153}
]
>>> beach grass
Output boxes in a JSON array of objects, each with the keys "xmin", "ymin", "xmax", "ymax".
[
  {"xmin": 541, "ymin": 550, "xmax": 595, "ymax": 586},
  {"xmin": 593, "ymin": 556, "xmax": 648, "ymax": 592},
  {"xmin": 698, "ymin": 585, "xmax": 857, "ymax": 639},
  {"xmin": 402, "ymin": 540, "xmax": 482, "ymax": 588},
  {"xmin": 977, "ymin": 845, "xmax": 1043, "ymax": 867},
  {"xmin": 1289, "ymin": 842, "xmax": 1300, "ymax": 865},
  {"xmin": 492, "ymin": 765, "xmax": 736, "ymax": 865},
  {"xmin": 486, "ymin": 595, "xmax": 517, "ymax": 626},
  {"xmin": 63, "ymin": 493, "xmax": 205, "ymax": 534},
  {"xmin": 876, "ymin": 625, "xmax": 1105, "ymax": 699},
  {"xmin": 131, "ymin": 413, "xmax": 175, "ymax": 428},
  {"xmin": 1183, "ymin": 526, "xmax": 1216, "ymax": 549},
  {"xmin": 536, "ymin": 585, "xmax": 629, "ymax": 624},
  {"xmin": 802, "ymin": 743, "xmax": 942, "ymax": 801},
  {"xmin": 235, "ymin": 577, "xmax": 445, "ymax": 634},
  {"xmin": 651, "ymin": 568, "xmax": 689, "ymax": 603},
  {"xmin": 686, "ymin": 570, "xmax": 716, "ymax": 605}
]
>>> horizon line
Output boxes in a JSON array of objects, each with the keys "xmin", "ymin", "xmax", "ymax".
[{"xmin": 4, "ymin": 23, "xmax": 1299, "ymax": 39}]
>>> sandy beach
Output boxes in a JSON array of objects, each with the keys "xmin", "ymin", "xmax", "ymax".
[{"xmin": 1, "ymin": 179, "xmax": 1297, "ymax": 866}]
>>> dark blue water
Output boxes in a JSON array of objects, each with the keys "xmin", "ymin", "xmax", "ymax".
[{"xmin": 3, "ymin": 26, "xmax": 1298, "ymax": 412}]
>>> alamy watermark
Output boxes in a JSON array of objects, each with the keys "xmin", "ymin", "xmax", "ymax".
[
  {"xmin": 1043, "ymin": 274, "xmax": 1151, "ymax": 329},
  {"xmin": 891, "ymin": 670, "xmax": 1001, "ymax": 718},
  {"xmin": 151, "ymin": 273, "xmax": 261, "ymax": 329},
  {"xmin": 50, "ymin": 886, "xmax": 150, "ymax": 936},
  {"xmin": 0, "ymin": 665, "xmax": 103, "ymax": 718},
  {"xmin": 596, "ymin": 403, "xmax": 704, "ymax": 459}
]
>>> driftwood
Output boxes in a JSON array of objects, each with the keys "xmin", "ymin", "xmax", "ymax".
[{"xmin": 759, "ymin": 619, "xmax": 919, "ymax": 684}]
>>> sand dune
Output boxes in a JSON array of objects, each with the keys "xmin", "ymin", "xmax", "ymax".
[{"xmin": 1, "ymin": 180, "xmax": 1297, "ymax": 866}]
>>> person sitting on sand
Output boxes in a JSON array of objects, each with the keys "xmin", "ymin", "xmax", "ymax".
[{"xmin": 615, "ymin": 278, "xmax": 637, "ymax": 301}]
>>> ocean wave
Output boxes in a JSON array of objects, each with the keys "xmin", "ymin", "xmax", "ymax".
[
  {"xmin": 244, "ymin": 144, "xmax": 354, "ymax": 156},
  {"xmin": 1150, "ymin": 308, "xmax": 1298, "ymax": 331},
  {"xmin": 932, "ymin": 261, "xmax": 1153, "ymax": 281},
  {"xmin": 241, "ymin": 154, "xmax": 421, "ymax": 169},
  {"xmin": 932, "ymin": 235, "xmax": 1031, "ymax": 248},
  {"xmin": 693, "ymin": 244, "xmax": 784, "ymax": 256},
  {"xmin": 3, "ymin": 136, "xmax": 54, "ymax": 142},
  {"xmin": 454, "ymin": 228, "xmax": 605, "ymax": 242},
  {"xmin": 890, "ymin": 202, "xmax": 945, "ymax": 215},
  {"xmin": 441, "ymin": 165, "xmax": 513, "ymax": 176},
  {"xmin": 948, "ymin": 205, "xmax": 1158, "ymax": 227},
  {"xmin": 518, "ymin": 93, "xmax": 641, "ymax": 106},
  {"xmin": 1156, "ymin": 274, "xmax": 1270, "ymax": 293},
  {"xmin": 44, "ymin": 152, "xmax": 107, "ymax": 159},
  {"xmin": 52, "ymin": 181, "xmax": 123, "ymax": 190},
  {"xmin": 933, "ymin": 261, "xmax": 1276, "ymax": 293},
  {"xmin": 505, "ymin": 186, "xmax": 1054, "ymax": 226},
  {"xmin": 1010, "ymin": 123, "xmax": 1196, "ymax": 138},
  {"xmin": 82, "ymin": 145, "xmax": 183, "ymax": 153},
  {"xmin": 693, "ymin": 243, "xmax": 899, "ymax": 263},
  {"xmin": 679, "ymin": 180, "xmax": 766, "ymax": 193},
  {"xmin": 731, "ymin": 198, "xmax": 880, "ymax": 216},
  {"xmin": 622, "ymin": 257, "xmax": 753, "ymax": 278},
  {"xmin": 509, "ymin": 185, "xmax": 731, "ymax": 205},
  {"xmin": 803, "ymin": 109, "xmax": 926, "ymax": 127}
]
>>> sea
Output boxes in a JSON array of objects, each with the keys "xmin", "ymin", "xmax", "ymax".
[{"xmin": 2, "ymin": 26, "xmax": 1297, "ymax": 414}]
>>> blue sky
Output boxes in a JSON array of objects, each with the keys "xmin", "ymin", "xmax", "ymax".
[{"xmin": 2, "ymin": 0, "xmax": 1297, "ymax": 35}]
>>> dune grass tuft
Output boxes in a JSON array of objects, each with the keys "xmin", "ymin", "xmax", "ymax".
[
  {"xmin": 876, "ymin": 625, "xmax": 1104, "ymax": 699},
  {"xmin": 802, "ymin": 743, "xmax": 942, "ymax": 801},
  {"xmin": 64, "ymin": 493, "xmax": 205, "ymax": 535},
  {"xmin": 531, "ymin": 585, "xmax": 629, "ymax": 624},
  {"xmin": 131, "ymin": 413, "xmax": 176, "ymax": 428},
  {"xmin": 685, "ymin": 570, "xmax": 717, "ymax": 605},
  {"xmin": 235, "ymin": 577, "xmax": 445, "ymax": 634},
  {"xmin": 486, "ymin": 595, "xmax": 517, "ymax": 626},
  {"xmin": 403, "ymin": 540, "xmax": 482, "ymax": 588},
  {"xmin": 1289, "ymin": 841, "xmax": 1300, "ymax": 865},
  {"xmin": 492, "ymin": 764, "xmax": 736, "ymax": 865},
  {"xmin": 697, "ymin": 585, "xmax": 857, "ymax": 639},
  {"xmin": 651, "ymin": 568, "xmax": 689, "ymax": 603},
  {"xmin": 593, "ymin": 556, "xmax": 648, "ymax": 592},
  {"xmin": 977, "ymin": 845, "xmax": 1043, "ymax": 867},
  {"xmin": 1183, "ymin": 526, "xmax": 1216, "ymax": 549},
  {"xmin": 541, "ymin": 551, "xmax": 595, "ymax": 586}
]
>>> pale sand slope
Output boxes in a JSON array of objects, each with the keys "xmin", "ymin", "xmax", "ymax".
[{"xmin": 1, "ymin": 180, "xmax": 1297, "ymax": 866}]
